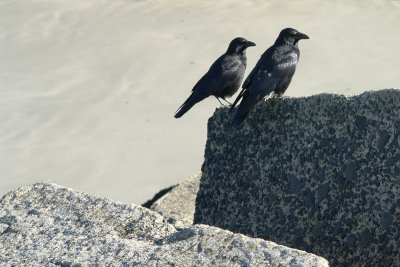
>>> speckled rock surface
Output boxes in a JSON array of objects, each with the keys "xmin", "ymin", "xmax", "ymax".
[
  {"xmin": 194, "ymin": 89, "xmax": 400, "ymax": 266},
  {"xmin": 0, "ymin": 183, "xmax": 328, "ymax": 266},
  {"xmin": 149, "ymin": 171, "xmax": 201, "ymax": 229}
]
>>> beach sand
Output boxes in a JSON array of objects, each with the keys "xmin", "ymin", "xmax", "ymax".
[{"xmin": 0, "ymin": 0, "xmax": 399, "ymax": 204}]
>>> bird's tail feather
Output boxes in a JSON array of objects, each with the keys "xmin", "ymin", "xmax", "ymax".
[
  {"xmin": 230, "ymin": 88, "xmax": 247, "ymax": 113},
  {"xmin": 174, "ymin": 92, "xmax": 206, "ymax": 118},
  {"xmin": 230, "ymin": 92, "xmax": 258, "ymax": 127}
]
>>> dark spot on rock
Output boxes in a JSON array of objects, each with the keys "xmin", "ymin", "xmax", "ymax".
[
  {"xmin": 167, "ymin": 218, "xmax": 175, "ymax": 224},
  {"xmin": 385, "ymin": 157, "xmax": 395, "ymax": 167},
  {"xmin": 359, "ymin": 229, "xmax": 373, "ymax": 249},
  {"xmin": 345, "ymin": 163, "xmax": 357, "ymax": 182},
  {"xmin": 333, "ymin": 222, "xmax": 342, "ymax": 235},
  {"xmin": 54, "ymin": 261, "xmax": 82, "ymax": 267},
  {"xmin": 382, "ymin": 258, "xmax": 393, "ymax": 267},
  {"xmin": 27, "ymin": 209, "xmax": 40, "ymax": 216},
  {"xmin": 335, "ymin": 175, "xmax": 346, "ymax": 187},
  {"xmin": 317, "ymin": 183, "xmax": 330, "ymax": 202},
  {"xmin": 355, "ymin": 115, "xmax": 367, "ymax": 130},
  {"xmin": 335, "ymin": 137, "xmax": 346, "ymax": 150},
  {"xmin": 346, "ymin": 234, "xmax": 357, "ymax": 248},
  {"xmin": 311, "ymin": 222, "xmax": 323, "ymax": 237},
  {"xmin": 0, "ymin": 215, "xmax": 17, "ymax": 225},
  {"xmin": 378, "ymin": 130, "xmax": 390, "ymax": 152},
  {"xmin": 294, "ymin": 227, "xmax": 305, "ymax": 238},
  {"xmin": 378, "ymin": 232, "xmax": 389, "ymax": 245},
  {"xmin": 394, "ymin": 121, "xmax": 400, "ymax": 133},
  {"xmin": 381, "ymin": 212, "xmax": 394, "ymax": 229},
  {"xmin": 288, "ymin": 175, "xmax": 303, "ymax": 194},
  {"xmin": 319, "ymin": 138, "xmax": 330, "ymax": 148},
  {"xmin": 167, "ymin": 228, "xmax": 197, "ymax": 242},
  {"xmin": 197, "ymin": 243, "xmax": 203, "ymax": 253},
  {"xmin": 304, "ymin": 189, "xmax": 315, "ymax": 208}
]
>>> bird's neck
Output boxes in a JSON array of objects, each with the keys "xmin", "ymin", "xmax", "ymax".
[
  {"xmin": 226, "ymin": 48, "xmax": 246, "ymax": 56},
  {"xmin": 274, "ymin": 37, "xmax": 298, "ymax": 48}
]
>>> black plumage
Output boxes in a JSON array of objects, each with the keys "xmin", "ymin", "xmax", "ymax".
[
  {"xmin": 230, "ymin": 28, "xmax": 309, "ymax": 127},
  {"xmin": 174, "ymin": 37, "xmax": 256, "ymax": 118}
]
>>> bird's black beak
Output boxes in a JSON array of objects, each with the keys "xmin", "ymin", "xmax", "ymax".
[
  {"xmin": 296, "ymin": 32, "xmax": 310, "ymax": 40},
  {"xmin": 246, "ymin": 41, "xmax": 256, "ymax": 47}
]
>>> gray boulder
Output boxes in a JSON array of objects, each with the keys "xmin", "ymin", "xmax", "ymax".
[
  {"xmin": 194, "ymin": 90, "xmax": 400, "ymax": 266},
  {"xmin": 0, "ymin": 183, "xmax": 328, "ymax": 266},
  {"xmin": 148, "ymin": 171, "xmax": 201, "ymax": 229}
]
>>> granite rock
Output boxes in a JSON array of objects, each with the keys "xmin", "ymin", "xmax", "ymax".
[
  {"xmin": 0, "ymin": 183, "xmax": 328, "ymax": 266},
  {"xmin": 194, "ymin": 89, "xmax": 400, "ymax": 266},
  {"xmin": 148, "ymin": 171, "xmax": 201, "ymax": 229}
]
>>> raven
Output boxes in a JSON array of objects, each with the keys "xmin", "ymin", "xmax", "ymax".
[
  {"xmin": 174, "ymin": 37, "xmax": 256, "ymax": 118},
  {"xmin": 230, "ymin": 28, "xmax": 309, "ymax": 127}
]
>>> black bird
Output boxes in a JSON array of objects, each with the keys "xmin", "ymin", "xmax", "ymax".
[
  {"xmin": 230, "ymin": 28, "xmax": 309, "ymax": 126},
  {"xmin": 174, "ymin": 37, "xmax": 256, "ymax": 118}
]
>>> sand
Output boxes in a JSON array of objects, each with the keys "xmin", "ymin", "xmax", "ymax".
[{"xmin": 0, "ymin": 0, "xmax": 399, "ymax": 204}]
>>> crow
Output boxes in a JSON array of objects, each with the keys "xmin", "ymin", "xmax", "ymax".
[
  {"xmin": 174, "ymin": 37, "xmax": 256, "ymax": 118},
  {"xmin": 230, "ymin": 28, "xmax": 309, "ymax": 127}
]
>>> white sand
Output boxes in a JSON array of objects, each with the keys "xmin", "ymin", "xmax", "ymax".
[{"xmin": 0, "ymin": 0, "xmax": 399, "ymax": 204}]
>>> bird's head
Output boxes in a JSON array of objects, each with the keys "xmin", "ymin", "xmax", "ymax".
[
  {"xmin": 275, "ymin": 28, "xmax": 309, "ymax": 46},
  {"xmin": 227, "ymin": 37, "xmax": 256, "ymax": 55}
]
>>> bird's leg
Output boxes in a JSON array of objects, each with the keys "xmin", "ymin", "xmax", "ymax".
[
  {"xmin": 221, "ymin": 97, "xmax": 232, "ymax": 105},
  {"xmin": 215, "ymin": 97, "xmax": 225, "ymax": 106}
]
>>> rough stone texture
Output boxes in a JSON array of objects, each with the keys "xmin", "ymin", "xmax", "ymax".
[
  {"xmin": 0, "ymin": 183, "xmax": 328, "ymax": 266},
  {"xmin": 194, "ymin": 89, "xmax": 400, "ymax": 266},
  {"xmin": 149, "ymin": 172, "xmax": 201, "ymax": 229}
]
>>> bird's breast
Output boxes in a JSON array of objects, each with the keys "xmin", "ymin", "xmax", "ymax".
[
  {"xmin": 277, "ymin": 60, "xmax": 297, "ymax": 70},
  {"xmin": 277, "ymin": 52, "xmax": 298, "ymax": 70}
]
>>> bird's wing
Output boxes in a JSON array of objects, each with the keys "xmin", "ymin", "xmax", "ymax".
[
  {"xmin": 213, "ymin": 55, "xmax": 244, "ymax": 94},
  {"xmin": 193, "ymin": 54, "xmax": 244, "ymax": 94},
  {"xmin": 230, "ymin": 51, "xmax": 272, "ymax": 111},
  {"xmin": 247, "ymin": 47, "xmax": 297, "ymax": 97},
  {"xmin": 242, "ymin": 59, "xmax": 261, "ymax": 90},
  {"xmin": 191, "ymin": 69, "xmax": 217, "ymax": 94},
  {"xmin": 230, "ymin": 53, "xmax": 269, "ymax": 111},
  {"xmin": 242, "ymin": 48, "xmax": 274, "ymax": 90}
]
